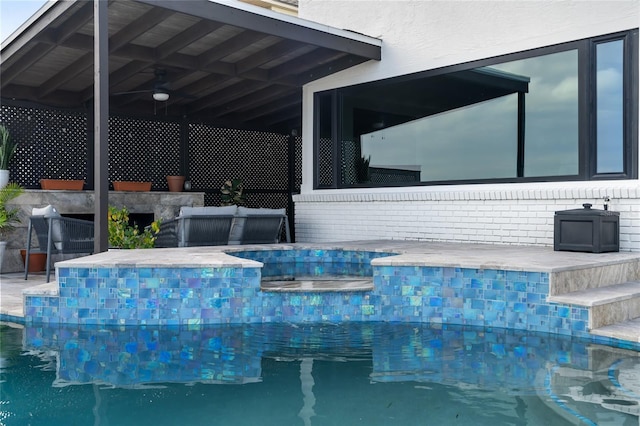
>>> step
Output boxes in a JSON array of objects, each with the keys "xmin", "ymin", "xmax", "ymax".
[
  {"xmin": 261, "ymin": 277, "xmax": 373, "ymax": 292},
  {"xmin": 590, "ymin": 317, "xmax": 640, "ymax": 343},
  {"xmin": 548, "ymin": 281, "xmax": 640, "ymax": 330},
  {"xmin": 22, "ymin": 281, "xmax": 59, "ymax": 297}
]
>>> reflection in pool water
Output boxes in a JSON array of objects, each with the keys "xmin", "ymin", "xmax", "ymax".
[{"xmin": 1, "ymin": 322, "xmax": 638, "ymax": 425}]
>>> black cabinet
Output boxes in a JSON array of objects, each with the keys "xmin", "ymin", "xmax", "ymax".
[{"xmin": 554, "ymin": 204, "xmax": 619, "ymax": 253}]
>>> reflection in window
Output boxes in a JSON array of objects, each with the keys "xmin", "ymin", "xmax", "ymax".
[
  {"xmin": 492, "ymin": 51, "xmax": 579, "ymax": 177},
  {"xmin": 338, "ymin": 50, "xmax": 578, "ymax": 183},
  {"xmin": 360, "ymin": 96, "xmax": 518, "ymax": 181},
  {"xmin": 597, "ymin": 40, "xmax": 624, "ymax": 173},
  {"xmin": 317, "ymin": 31, "xmax": 636, "ymax": 188}
]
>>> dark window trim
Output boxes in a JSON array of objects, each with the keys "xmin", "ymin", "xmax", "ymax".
[{"xmin": 313, "ymin": 29, "xmax": 639, "ymax": 189}]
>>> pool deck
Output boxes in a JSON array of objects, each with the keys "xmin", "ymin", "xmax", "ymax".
[{"xmin": 2, "ymin": 240, "xmax": 640, "ymax": 342}]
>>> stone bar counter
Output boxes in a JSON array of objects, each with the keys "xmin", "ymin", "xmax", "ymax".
[{"xmin": 2, "ymin": 189, "xmax": 205, "ymax": 273}]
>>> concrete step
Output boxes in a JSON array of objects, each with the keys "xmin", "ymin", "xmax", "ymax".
[
  {"xmin": 22, "ymin": 281, "xmax": 59, "ymax": 297},
  {"xmin": 548, "ymin": 281, "xmax": 640, "ymax": 331},
  {"xmin": 590, "ymin": 317, "xmax": 640, "ymax": 343}
]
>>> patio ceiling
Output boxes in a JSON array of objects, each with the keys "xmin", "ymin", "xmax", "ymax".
[{"xmin": 0, "ymin": 0, "xmax": 381, "ymax": 134}]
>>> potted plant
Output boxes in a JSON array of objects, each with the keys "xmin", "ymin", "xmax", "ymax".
[
  {"xmin": 40, "ymin": 179, "xmax": 85, "ymax": 190},
  {"xmin": 112, "ymin": 181, "xmax": 152, "ymax": 192},
  {"xmin": 0, "ymin": 182, "xmax": 24, "ymax": 272},
  {"xmin": 166, "ymin": 175, "xmax": 186, "ymax": 192},
  {"xmin": 220, "ymin": 178, "xmax": 246, "ymax": 206},
  {"xmin": 0, "ymin": 124, "xmax": 18, "ymax": 189}
]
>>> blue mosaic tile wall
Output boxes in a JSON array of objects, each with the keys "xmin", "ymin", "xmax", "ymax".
[
  {"xmin": 24, "ymin": 266, "xmax": 262, "ymax": 326},
  {"xmin": 21, "ymin": 249, "xmax": 592, "ymax": 340},
  {"xmin": 372, "ymin": 265, "xmax": 591, "ymax": 339},
  {"xmin": 232, "ymin": 249, "xmax": 394, "ymax": 278}
]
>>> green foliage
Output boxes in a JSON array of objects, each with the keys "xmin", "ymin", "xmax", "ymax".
[
  {"xmin": 220, "ymin": 178, "xmax": 246, "ymax": 206},
  {"xmin": 108, "ymin": 206, "xmax": 160, "ymax": 249},
  {"xmin": 0, "ymin": 124, "xmax": 18, "ymax": 170},
  {"xmin": 0, "ymin": 182, "xmax": 24, "ymax": 239}
]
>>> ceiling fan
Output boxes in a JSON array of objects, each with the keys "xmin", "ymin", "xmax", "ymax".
[{"xmin": 113, "ymin": 69, "xmax": 192, "ymax": 102}]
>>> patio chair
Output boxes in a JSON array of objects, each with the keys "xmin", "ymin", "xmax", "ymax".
[
  {"xmin": 230, "ymin": 207, "xmax": 291, "ymax": 245},
  {"xmin": 24, "ymin": 212, "xmax": 95, "ymax": 283},
  {"xmin": 155, "ymin": 206, "xmax": 237, "ymax": 247}
]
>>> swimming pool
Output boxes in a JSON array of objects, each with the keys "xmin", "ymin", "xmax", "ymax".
[{"xmin": 1, "ymin": 321, "xmax": 638, "ymax": 425}]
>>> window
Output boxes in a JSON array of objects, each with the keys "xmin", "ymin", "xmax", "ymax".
[
  {"xmin": 314, "ymin": 30, "xmax": 638, "ymax": 189},
  {"xmin": 596, "ymin": 39, "xmax": 625, "ymax": 174}
]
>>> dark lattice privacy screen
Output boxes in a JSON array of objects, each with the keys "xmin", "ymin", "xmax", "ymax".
[
  {"xmin": 189, "ymin": 125, "xmax": 290, "ymax": 192},
  {"xmin": 1, "ymin": 104, "xmax": 88, "ymax": 187},
  {"xmin": 109, "ymin": 116, "xmax": 181, "ymax": 190},
  {"xmin": 317, "ymin": 137, "xmax": 333, "ymax": 187},
  {"xmin": 0, "ymin": 104, "xmax": 302, "ymax": 214}
]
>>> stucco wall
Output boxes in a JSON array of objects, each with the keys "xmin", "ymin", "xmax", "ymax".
[{"xmin": 294, "ymin": 1, "xmax": 640, "ymax": 250}]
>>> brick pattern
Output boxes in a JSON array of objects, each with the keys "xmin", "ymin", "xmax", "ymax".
[{"xmin": 293, "ymin": 185, "xmax": 640, "ymax": 251}]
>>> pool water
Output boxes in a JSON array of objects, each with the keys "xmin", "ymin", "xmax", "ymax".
[{"xmin": 1, "ymin": 322, "xmax": 638, "ymax": 425}]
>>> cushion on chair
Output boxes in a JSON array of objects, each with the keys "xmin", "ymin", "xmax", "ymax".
[
  {"xmin": 32, "ymin": 205, "xmax": 60, "ymax": 217},
  {"xmin": 32, "ymin": 205, "xmax": 63, "ymax": 249},
  {"xmin": 228, "ymin": 207, "xmax": 286, "ymax": 244},
  {"xmin": 178, "ymin": 205, "xmax": 237, "ymax": 217}
]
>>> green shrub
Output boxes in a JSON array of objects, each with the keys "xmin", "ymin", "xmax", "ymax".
[
  {"xmin": 0, "ymin": 124, "xmax": 18, "ymax": 170},
  {"xmin": 108, "ymin": 206, "xmax": 160, "ymax": 249},
  {"xmin": 0, "ymin": 182, "xmax": 24, "ymax": 239},
  {"xmin": 220, "ymin": 178, "xmax": 246, "ymax": 206}
]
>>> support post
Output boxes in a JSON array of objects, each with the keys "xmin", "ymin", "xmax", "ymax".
[{"xmin": 94, "ymin": 0, "xmax": 109, "ymax": 253}]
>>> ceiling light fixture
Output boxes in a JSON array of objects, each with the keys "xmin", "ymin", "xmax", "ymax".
[{"xmin": 153, "ymin": 91, "xmax": 169, "ymax": 102}]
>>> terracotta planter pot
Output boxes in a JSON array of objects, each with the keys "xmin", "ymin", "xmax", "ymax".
[
  {"xmin": 40, "ymin": 179, "xmax": 85, "ymax": 190},
  {"xmin": 166, "ymin": 175, "xmax": 185, "ymax": 192},
  {"xmin": 113, "ymin": 181, "xmax": 152, "ymax": 191},
  {"xmin": 20, "ymin": 249, "xmax": 47, "ymax": 272}
]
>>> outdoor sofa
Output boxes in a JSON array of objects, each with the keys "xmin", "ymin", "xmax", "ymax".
[{"xmin": 155, "ymin": 205, "xmax": 290, "ymax": 247}]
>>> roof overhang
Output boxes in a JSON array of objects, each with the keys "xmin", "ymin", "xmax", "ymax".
[{"xmin": 1, "ymin": 0, "xmax": 381, "ymax": 133}]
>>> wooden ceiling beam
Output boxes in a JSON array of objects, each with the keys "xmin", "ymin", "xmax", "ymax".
[
  {"xmin": 240, "ymin": 92, "xmax": 301, "ymax": 121},
  {"xmin": 196, "ymin": 30, "xmax": 269, "ymax": 68},
  {"xmin": 109, "ymin": 8, "xmax": 175, "ymax": 52},
  {"xmin": 38, "ymin": 52, "xmax": 93, "ymax": 98},
  {"xmin": 3, "ymin": 0, "xmax": 95, "ymax": 85},
  {"xmin": 214, "ymin": 85, "xmax": 298, "ymax": 117},
  {"xmin": 187, "ymin": 80, "xmax": 269, "ymax": 113},
  {"xmin": 268, "ymin": 48, "xmax": 345, "ymax": 81},
  {"xmin": 155, "ymin": 20, "xmax": 224, "ymax": 58},
  {"xmin": 235, "ymin": 39, "xmax": 307, "ymax": 75}
]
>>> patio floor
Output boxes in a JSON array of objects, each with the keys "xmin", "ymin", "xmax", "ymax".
[{"xmin": 1, "ymin": 241, "xmax": 640, "ymax": 342}]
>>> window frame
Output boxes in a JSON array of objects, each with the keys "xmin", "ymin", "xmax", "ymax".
[{"xmin": 313, "ymin": 30, "xmax": 639, "ymax": 189}]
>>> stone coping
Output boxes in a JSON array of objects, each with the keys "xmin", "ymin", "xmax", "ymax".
[{"xmin": 51, "ymin": 240, "xmax": 640, "ymax": 274}]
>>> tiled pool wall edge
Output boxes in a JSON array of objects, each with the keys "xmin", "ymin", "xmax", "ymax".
[{"xmin": 15, "ymin": 249, "xmax": 611, "ymax": 344}]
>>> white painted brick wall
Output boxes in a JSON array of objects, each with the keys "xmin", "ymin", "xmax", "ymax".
[
  {"xmin": 292, "ymin": 3, "xmax": 639, "ymax": 251},
  {"xmin": 293, "ymin": 183, "xmax": 640, "ymax": 251}
]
